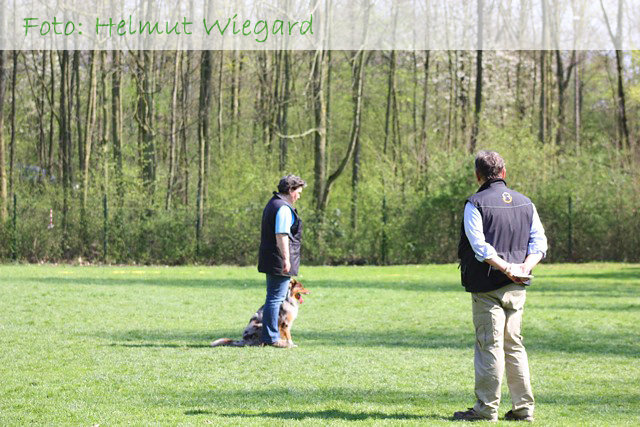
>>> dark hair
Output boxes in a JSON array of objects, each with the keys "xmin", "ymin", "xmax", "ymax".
[
  {"xmin": 475, "ymin": 150, "xmax": 505, "ymax": 180},
  {"xmin": 277, "ymin": 175, "xmax": 307, "ymax": 194}
]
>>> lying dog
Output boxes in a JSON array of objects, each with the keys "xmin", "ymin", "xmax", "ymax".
[{"xmin": 211, "ymin": 279, "xmax": 310, "ymax": 348}]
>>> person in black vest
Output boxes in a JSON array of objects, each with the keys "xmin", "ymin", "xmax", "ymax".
[
  {"xmin": 454, "ymin": 151, "xmax": 547, "ymax": 422},
  {"xmin": 258, "ymin": 175, "xmax": 306, "ymax": 348}
]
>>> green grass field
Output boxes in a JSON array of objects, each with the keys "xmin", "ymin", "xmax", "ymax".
[{"xmin": 1, "ymin": 264, "xmax": 639, "ymax": 426}]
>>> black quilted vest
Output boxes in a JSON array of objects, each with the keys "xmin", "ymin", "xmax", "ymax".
[
  {"xmin": 458, "ymin": 179, "xmax": 534, "ymax": 293},
  {"xmin": 258, "ymin": 193, "xmax": 303, "ymax": 277}
]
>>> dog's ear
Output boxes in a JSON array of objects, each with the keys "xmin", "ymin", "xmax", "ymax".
[{"xmin": 295, "ymin": 284, "xmax": 310, "ymax": 294}]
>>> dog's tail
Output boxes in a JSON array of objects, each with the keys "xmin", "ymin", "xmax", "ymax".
[{"xmin": 211, "ymin": 338, "xmax": 245, "ymax": 347}]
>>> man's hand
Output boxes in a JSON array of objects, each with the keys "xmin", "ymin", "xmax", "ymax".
[
  {"xmin": 282, "ymin": 259, "xmax": 291, "ymax": 274},
  {"xmin": 487, "ymin": 257, "xmax": 530, "ymax": 283},
  {"xmin": 505, "ymin": 263, "xmax": 529, "ymax": 283}
]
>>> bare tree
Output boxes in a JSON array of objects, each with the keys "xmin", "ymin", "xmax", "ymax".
[
  {"xmin": 196, "ymin": 50, "xmax": 213, "ymax": 253},
  {"xmin": 81, "ymin": 50, "xmax": 98, "ymax": 248},
  {"xmin": 166, "ymin": 50, "xmax": 181, "ymax": 210},
  {"xmin": 469, "ymin": 0, "xmax": 483, "ymax": 154},
  {"xmin": 539, "ymin": 0, "xmax": 548, "ymax": 144},
  {"xmin": 48, "ymin": 51, "xmax": 55, "ymax": 172},
  {"xmin": 349, "ymin": 48, "xmax": 368, "ymax": 233},
  {"xmin": 278, "ymin": 50, "xmax": 291, "ymax": 171},
  {"xmin": 312, "ymin": 48, "xmax": 328, "ymax": 213},
  {"xmin": 82, "ymin": 51, "xmax": 98, "ymax": 212},
  {"xmin": 574, "ymin": 52, "xmax": 583, "ymax": 150},
  {"xmin": 74, "ymin": 51, "xmax": 83, "ymax": 174},
  {"xmin": 59, "ymin": 48, "xmax": 72, "ymax": 254},
  {"xmin": 134, "ymin": 0, "xmax": 157, "ymax": 200},
  {"xmin": 111, "ymin": 50, "xmax": 123, "ymax": 205},
  {"xmin": 9, "ymin": 51, "xmax": 17, "ymax": 197},
  {"xmin": 0, "ymin": 45, "xmax": 6, "ymax": 222},
  {"xmin": 138, "ymin": 48, "xmax": 156, "ymax": 199},
  {"xmin": 554, "ymin": 50, "xmax": 577, "ymax": 147},
  {"xmin": 418, "ymin": 50, "xmax": 431, "ymax": 176},
  {"xmin": 179, "ymin": 50, "xmax": 192, "ymax": 205},
  {"xmin": 600, "ymin": 0, "xmax": 630, "ymax": 152}
]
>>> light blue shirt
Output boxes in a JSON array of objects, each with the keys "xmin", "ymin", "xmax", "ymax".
[
  {"xmin": 463, "ymin": 202, "xmax": 548, "ymax": 262},
  {"xmin": 275, "ymin": 206, "xmax": 295, "ymax": 234}
]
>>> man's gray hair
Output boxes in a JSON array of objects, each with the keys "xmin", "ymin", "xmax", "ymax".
[
  {"xmin": 475, "ymin": 150, "xmax": 505, "ymax": 180},
  {"xmin": 278, "ymin": 174, "xmax": 307, "ymax": 194}
]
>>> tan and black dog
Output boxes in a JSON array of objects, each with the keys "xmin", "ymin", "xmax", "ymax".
[{"xmin": 211, "ymin": 279, "xmax": 310, "ymax": 348}]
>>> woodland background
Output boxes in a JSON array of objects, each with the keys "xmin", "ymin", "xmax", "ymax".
[{"xmin": 0, "ymin": 48, "xmax": 638, "ymax": 265}]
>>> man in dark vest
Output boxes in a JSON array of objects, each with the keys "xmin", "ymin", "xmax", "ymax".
[
  {"xmin": 258, "ymin": 175, "xmax": 306, "ymax": 348},
  {"xmin": 454, "ymin": 151, "xmax": 547, "ymax": 422}
]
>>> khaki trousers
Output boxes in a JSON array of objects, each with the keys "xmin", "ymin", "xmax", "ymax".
[{"xmin": 471, "ymin": 283, "xmax": 534, "ymax": 420}]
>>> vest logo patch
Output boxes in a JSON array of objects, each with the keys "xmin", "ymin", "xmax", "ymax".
[{"xmin": 502, "ymin": 192, "xmax": 513, "ymax": 204}]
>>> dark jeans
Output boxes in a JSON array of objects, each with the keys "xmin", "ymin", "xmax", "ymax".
[{"xmin": 261, "ymin": 274, "xmax": 290, "ymax": 344}]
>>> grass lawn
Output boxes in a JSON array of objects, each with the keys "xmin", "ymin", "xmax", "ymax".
[{"xmin": 1, "ymin": 263, "xmax": 639, "ymax": 426}]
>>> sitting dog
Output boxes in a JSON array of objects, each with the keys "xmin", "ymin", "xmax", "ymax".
[{"xmin": 211, "ymin": 279, "xmax": 310, "ymax": 348}]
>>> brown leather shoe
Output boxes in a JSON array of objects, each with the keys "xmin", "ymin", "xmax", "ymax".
[
  {"xmin": 453, "ymin": 408, "xmax": 495, "ymax": 422},
  {"xmin": 504, "ymin": 410, "xmax": 534, "ymax": 422}
]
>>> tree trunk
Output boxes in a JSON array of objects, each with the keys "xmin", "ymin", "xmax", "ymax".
[
  {"xmin": 269, "ymin": 51, "xmax": 281, "ymax": 160},
  {"xmin": 556, "ymin": 51, "xmax": 564, "ymax": 147},
  {"xmin": 74, "ymin": 50, "xmax": 83, "ymax": 174},
  {"xmin": 256, "ymin": 51, "xmax": 271, "ymax": 160},
  {"xmin": 614, "ymin": 50, "xmax": 630, "ymax": 151},
  {"xmin": 384, "ymin": 51, "xmax": 396, "ymax": 156},
  {"xmin": 381, "ymin": 49, "xmax": 396, "ymax": 264},
  {"xmin": 469, "ymin": 49, "xmax": 482, "ymax": 154},
  {"xmin": 141, "ymin": 50, "xmax": 156, "ymax": 199},
  {"xmin": 82, "ymin": 51, "xmax": 98, "ymax": 212},
  {"xmin": 196, "ymin": 50, "xmax": 213, "ymax": 253},
  {"xmin": 180, "ymin": 50, "xmax": 191, "ymax": 205},
  {"xmin": 515, "ymin": 51, "xmax": 525, "ymax": 121},
  {"xmin": 37, "ymin": 51, "xmax": 46, "ymax": 169},
  {"xmin": 412, "ymin": 50, "xmax": 418, "ymax": 169},
  {"xmin": 312, "ymin": 49, "xmax": 327, "ymax": 213},
  {"xmin": 111, "ymin": 50, "xmax": 123, "ymax": 206},
  {"xmin": 230, "ymin": 50, "xmax": 241, "ymax": 147},
  {"xmin": 59, "ymin": 49, "xmax": 72, "ymax": 255},
  {"xmin": 539, "ymin": 0, "xmax": 548, "ymax": 144},
  {"xmin": 0, "ymin": 48, "xmax": 6, "ymax": 222},
  {"xmin": 419, "ymin": 50, "xmax": 430, "ymax": 177},
  {"xmin": 446, "ymin": 50, "xmax": 455, "ymax": 150},
  {"xmin": 326, "ymin": 49, "xmax": 332, "ymax": 175},
  {"xmin": 469, "ymin": 0, "xmax": 483, "ymax": 154},
  {"xmin": 9, "ymin": 51, "xmax": 17, "ymax": 197},
  {"xmin": 136, "ymin": 41, "xmax": 156, "ymax": 202},
  {"xmin": 80, "ymin": 50, "xmax": 98, "ymax": 251},
  {"xmin": 392, "ymin": 53, "xmax": 403, "ymax": 187},
  {"xmin": 539, "ymin": 50, "xmax": 547, "ymax": 143},
  {"xmin": 349, "ymin": 49, "xmax": 367, "ymax": 233},
  {"xmin": 599, "ymin": 0, "xmax": 630, "ymax": 152},
  {"xmin": 100, "ymin": 50, "xmax": 108, "ymax": 189},
  {"xmin": 319, "ymin": 53, "xmax": 364, "ymax": 214},
  {"xmin": 216, "ymin": 51, "xmax": 224, "ymax": 160},
  {"xmin": 555, "ymin": 50, "xmax": 577, "ymax": 147},
  {"xmin": 48, "ymin": 51, "xmax": 55, "ymax": 173},
  {"xmin": 100, "ymin": 50, "xmax": 109, "ymax": 261},
  {"xmin": 273, "ymin": 50, "xmax": 282, "ymax": 168},
  {"xmin": 575, "ymin": 51, "xmax": 582, "ymax": 150},
  {"xmin": 166, "ymin": 50, "xmax": 180, "ymax": 210},
  {"xmin": 279, "ymin": 50, "xmax": 291, "ymax": 172}
]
